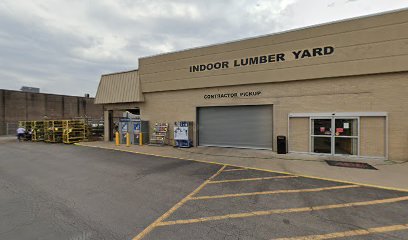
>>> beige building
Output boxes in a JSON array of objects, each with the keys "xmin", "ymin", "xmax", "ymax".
[{"xmin": 95, "ymin": 9, "xmax": 408, "ymax": 162}]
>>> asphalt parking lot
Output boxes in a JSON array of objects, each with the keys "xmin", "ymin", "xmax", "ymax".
[{"xmin": 1, "ymin": 141, "xmax": 408, "ymax": 240}]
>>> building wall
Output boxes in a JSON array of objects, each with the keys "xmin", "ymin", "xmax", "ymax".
[
  {"xmin": 360, "ymin": 117, "xmax": 386, "ymax": 157},
  {"xmin": 26, "ymin": 93, "xmax": 47, "ymax": 119},
  {"xmin": 289, "ymin": 117, "xmax": 309, "ymax": 152},
  {"xmin": 4, "ymin": 90, "xmax": 28, "ymax": 123},
  {"xmin": 139, "ymin": 10, "xmax": 408, "ymax": 93},
  {"xmin": 99, "ymin": 10, "xmax": 408, "ymax": 162},
  {"xmin": 110, "ymin": 72, "xmax": 407, "ymax": 161},
  {"xmin": 83, "ymin": 98, "xmax": 103, "ymax": 119},
  {"xmin": 63, "ymin": 96, "xmax": 78, "ymax": 119},
  {"xmin": 0, "ymin": 90, "xmax": 104, "ymax": 135},
  {"xmin": 45, "ymin": 94, "xmax": 64, "ymax": 119}
]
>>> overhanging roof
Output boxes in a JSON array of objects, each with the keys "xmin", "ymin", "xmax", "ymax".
[{"xmin": 94, "ymin": 70, "xmax": 144, "ymax": 104}]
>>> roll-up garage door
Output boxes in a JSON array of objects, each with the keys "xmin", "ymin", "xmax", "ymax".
[{"xmin": 198, "ymin": 105, "xmax": 273, "ymax": 149}]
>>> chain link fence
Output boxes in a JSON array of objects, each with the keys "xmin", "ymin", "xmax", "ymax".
[{"xmin": 0, "ymin": 122, "xmax": 18, "ymax": 136}]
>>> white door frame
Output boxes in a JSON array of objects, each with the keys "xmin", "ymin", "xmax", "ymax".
[
  {"xmin": 310, "ymin": 116, "xmax": 359, "ymax": 156},
  {"xmin": 288, "ymin": 112, "xmax": 388, "ymax": 159}
]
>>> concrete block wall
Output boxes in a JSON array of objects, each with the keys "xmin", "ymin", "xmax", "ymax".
[
  {"xmin": 26, "ymin": 93, "xmax": 47, "ymax": 119},
  {"xmin": 0, "ymin": 89, "xmax": 104, "ymax": 135},
  {"xmin": 45, "ymin": 94, "xmax": 64, "ymax": 119},
  {"xmin": 63, "ymin": 96, "xmax": 79, "ymax": 119}
]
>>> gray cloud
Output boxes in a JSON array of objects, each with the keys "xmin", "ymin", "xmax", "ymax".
[{"xmin": 0, "ymin": 0, "xmax": 407, "ymax": 96}]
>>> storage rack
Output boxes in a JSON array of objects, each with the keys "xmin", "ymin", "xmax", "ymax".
[
  {"xmin": 18, "ymin": 121, "xmax": 34, "ymax": 141},
  {"xmin": 62, "ymin": 119, "xmax": 87, "ymax": 144},
  {"xmin": 86, "ymin": 119, "xmax": 104, "ymax": 141},
  {"xmin": 18, "ymin": 121, "xmax": 33, "ymax": 130},
  {"xmin": 149, "ymin": 123, "xmax": 169, "ymax": 146},
  {"xmin": 32, "ymin": 121, "xmax": 45, "ymax": 141},
  {"xmin": 44, "ymin": 120, "xmax": 64, "ymax": 143}
]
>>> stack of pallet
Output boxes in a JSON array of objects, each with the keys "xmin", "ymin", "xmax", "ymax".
[
  {"xmin": 32, "ymin": 121, "xmax": 45, "ymax": 141},
  {"xmin": 17, "ymin": 118, "xmax": 102, "ymax": 144},
  {"xmin": 62, "ymin": 119, "xmax": 87, "ymax": 144},
  {"xmin": 18, "ymin": 121, "xmax": 33, "ymax": 131},
  {"xmin": 18, "ymin": 121, "xmax": 33, "ymax": 141},
  {"xmin": 44, "ymin": 120, "xmax": 64, "ymax": 143}
]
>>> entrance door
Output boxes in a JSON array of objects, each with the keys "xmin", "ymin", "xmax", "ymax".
[
  {"xmin": 311, "ymin": 118, "xmax": 332, "ymax": 154},
  {"xmin": 311, "ymin": 117, "xmax": 359, "ymax": 155},
  {"xmin": 334, "ymin": 118, "xmax": 358, "ymax": 155}
]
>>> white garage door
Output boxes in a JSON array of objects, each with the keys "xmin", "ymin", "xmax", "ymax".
[{"xmin": 198, "ymin": 105, "xmax": 273, "ymax": 149}]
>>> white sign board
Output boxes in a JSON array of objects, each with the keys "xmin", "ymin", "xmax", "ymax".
[{"xmin": 174, "ymin": 127, "xmax": 189, "ymax": 140}]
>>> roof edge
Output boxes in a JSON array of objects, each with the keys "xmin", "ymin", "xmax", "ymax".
[
  {"xmin": 0, "ymin": 89, "xmax": 95, "ymax": 98},
  {"xmin": 94, "ymin": 100, "xmax": 145, "ymax": 105},
  {"xmin": 139, "ymin": 7, "xmax": 408, "ymax": 60},
  {"xmin": 101, "ymin": 69, "xmax": 138, "ymax": 77}
]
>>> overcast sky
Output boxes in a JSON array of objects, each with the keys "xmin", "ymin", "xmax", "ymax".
[{"xmin": 0, "ymin": 0, "xmax": 407, "ymax": 96}]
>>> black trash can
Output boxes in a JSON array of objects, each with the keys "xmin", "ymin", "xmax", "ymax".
[{"xmin": 277, "ymin": 136, "xmax": 287, "ymax": 154}]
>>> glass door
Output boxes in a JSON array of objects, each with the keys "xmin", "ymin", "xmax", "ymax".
[
  {"xmin": 310, "ymin": 117, "xmax": 359, "ymax": 155},
  {"xmin": 311, "ymin": 118, "xmax": 332, "ymax": 154},
  {"xmin": 334, "ymin": 118, "xmax": 358, "ymax": 155}
]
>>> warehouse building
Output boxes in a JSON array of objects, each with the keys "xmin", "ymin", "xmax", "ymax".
[
  {"xmin": 95, "ymin": 9, "xmax": 408, "ymax": 161},
  {"xmin": 0, "ymin": 89, "xmax": 103, "ymax": 135}
]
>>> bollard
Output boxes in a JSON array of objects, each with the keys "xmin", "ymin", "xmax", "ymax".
[
  {"xmin": 139, "ymin": 133, "xmax": 143, "ymax": 146},
  {"xmin": 126, "ymin": 132, "xmax": 130, "ymax": 147},
  {"xmin": 115, "ymin": 131, "xmax": 120, "ymax": 146}
]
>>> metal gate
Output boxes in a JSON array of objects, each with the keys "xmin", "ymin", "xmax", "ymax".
[{"xmin": 197, "ymin": 105, "xmax": 273, "ymax": 149}]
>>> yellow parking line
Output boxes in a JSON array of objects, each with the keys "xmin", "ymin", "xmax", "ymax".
[
  {"xmin": 223, "ymin": 168, "xmax": 248, "ymax": 172},
  {"xmin": 208, "ymin": 175, "xmax": 298, "ymax": 184},
  {"xmin": 273, "ymin": 223, "xmax": 408, "ymax": 240},
  {"xmin": 158, "ymin": 195, "xmax": 408, "ymax": 226},
  {"xmin": 75, "ymin": 143, "xmax": 408, "ymax": 193},
  {"xmin": 132, "ymin": 165, "xmax": 227, "ymax": 240},
  {"xmin": 191, "ymin": 185, "xmax": 359, "ymax": 200}
]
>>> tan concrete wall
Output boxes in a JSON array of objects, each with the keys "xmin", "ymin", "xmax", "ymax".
[
  {"xmin": 117, "ymin": 72, "xmax": 408, "ymax": 161},
  {"xmin": 101, "ymin": 10, "xmax": 408, "ymax": 161},
  {"xmin": 289, "ymin": 117, "xmax": 309, "ymax": 152},
  {"xmin": 139, "ymin": 10, "xmax": 408, "ymax": 92},
  {"xmin": 104, "ymin": 111, "xmax": 110, "ymax": 142},
  {"xmin": 360, "ymin": 117, "xmax": 386, "ymax": 157}
]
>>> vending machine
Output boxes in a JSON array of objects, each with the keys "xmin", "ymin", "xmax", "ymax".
[
  {"xmin": 174, "ymin": 121, "xmax": 193, "ymax": 148},
  {"xmin": 133, "ymin": 120, "xmax": 149, "ymax": 145},
  {"xmin": 119, "ymin": 118, "xmax": 131, "ymax": 144},
  {"xmin": 119, "ymin": 117, "xmax": 149, "ymax": 145}
]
